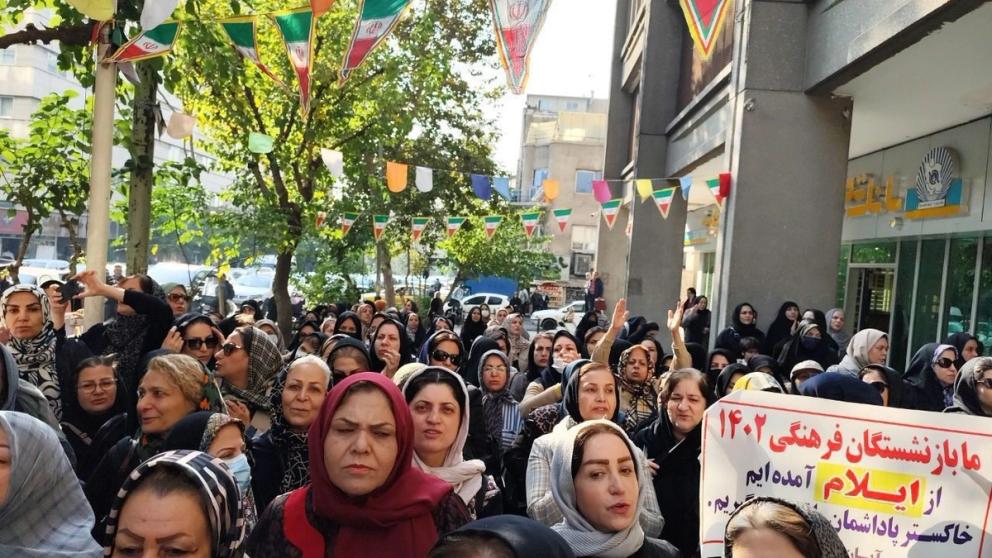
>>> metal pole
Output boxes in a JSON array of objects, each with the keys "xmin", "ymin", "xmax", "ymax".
[{"xmin": 83, "ymin": 25, "xmax": 117, "ymax": 328}]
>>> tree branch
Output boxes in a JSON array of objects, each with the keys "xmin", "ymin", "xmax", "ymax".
[{"xmin": 0, "ymin": 22, "xmax": 95, "ymax": 49}]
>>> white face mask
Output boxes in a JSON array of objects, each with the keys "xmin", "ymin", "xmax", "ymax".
[
  {"xmin": 553, "ymin": 356, "xmax": 566, "ymax": 370},
  {"xmin": 267, "ymin": 333, "xmax": 279, "ymax": 346}
]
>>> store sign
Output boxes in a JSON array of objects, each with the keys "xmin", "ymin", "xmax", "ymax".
[{"xmin": 844, "ymin": 146, "xmax": 966, "ymax": 220}]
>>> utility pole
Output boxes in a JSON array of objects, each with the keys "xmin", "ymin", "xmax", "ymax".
[{"xmin": 82, "ymin": 25, "xmax": 116, "ymax": 328}]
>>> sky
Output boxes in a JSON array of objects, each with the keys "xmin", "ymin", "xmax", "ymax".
[{"xmin": 489, "ymin": 0, "xmax": 618, "ymax": 172}]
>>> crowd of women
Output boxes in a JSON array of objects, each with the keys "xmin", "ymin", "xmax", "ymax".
[{"xmin": 1, "ymin": 270, "xmax": 989, "ymax": 558}]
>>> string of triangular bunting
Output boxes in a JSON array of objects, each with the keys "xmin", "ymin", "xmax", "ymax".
[{"xmin": 335, "ymin": 211, "xmax": 555, "ymax": 243}]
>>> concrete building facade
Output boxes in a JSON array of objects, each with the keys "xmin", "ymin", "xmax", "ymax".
[
  {"xmin": 598, "ymin": 0, "xmax": 992, "ymax": 359},
  {"xmin": 516, "ymin": 94, "xmax": 608, "ymax": 285}
]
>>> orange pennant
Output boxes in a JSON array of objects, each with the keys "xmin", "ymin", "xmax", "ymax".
[
  {"xmin": 543, "ymin": 178, "xmax": 560, "ymax": 201},
  {"xmin": 386, "ymin": 161, "xmax": 408, "ymax": 193},
  {"xmin": 310, "ymin": 0, "xmax": 334, "ymax": 16}
]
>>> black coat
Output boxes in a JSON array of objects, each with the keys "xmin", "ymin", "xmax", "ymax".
[
  {"xmin": 250, "ymin": 430, "xmax": 285, "ymax": 514},
  {"xmin": 634, "ymin": 413, "xmax": 702, "ymax": 558}
]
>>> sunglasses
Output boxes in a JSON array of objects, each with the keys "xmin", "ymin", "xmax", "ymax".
[
  {"xmin": 185, "ymin": 336, "xmax": 219, "ymax": 351},
  {"xmin": 868, "ymin": 381, "xmax": 889, "ymax": 393},
  {"xmin": 935, "ymin": 358, "xmax": 956, "ymax": 369},
  {"xmin": 431, "ymin": 349, "xmax": 461, "ymax": 366},
  {"xmin": 221, "ymin": 342, "xmax": 244, "ymax": 356},
  {"xmin": 167, "ymin": 293, "xmax": 190, "ymax": 303}
]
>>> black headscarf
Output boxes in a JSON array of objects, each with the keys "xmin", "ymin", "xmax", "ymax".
[
  {"xmin": 706, "ymin": 349, "xmax": 736, "ymax": 387},
  {"xmin": 433, "ymin": 515, "xmax": 576, "ymax": 558},
  {"xmin": 618, "ymin": 316, "xmax": 659, "ymax": 345},
  {"xmin": 367, "ymin": 317, "xmax": 414, "ymax": 372},
  {"xmin": 60, "ymin": 357, "xmax": 127, "ymax": 438},
  {"xmin": 460, "ymin": 308, "xmax": 488, "ymax": 352},
  {"xmin": 539, "ymin": 330, "xmax": 580, "ymax": 388},
  {"xmin": 716, "ymin": 363, "xmax": 748, "ymax": 397},
  {"xmin": 764, "ymin": 301, "xmax": 799, "ymax": 353},
  {"xmin": 798, "ymin": 372, "xmax": 883, "ymax": 405},
  {"xmin": 904, "ymin": 343, "xmax": 940, "ymax": 387},
  {"xmin": 946, "ymin": 357, "xmax": 992, "ymax": 416},
  {"xmin": 463, "ymin": 336, "xmax": 501, "ymax": 388},
  {"xmin": 944, "ymin": 332, "xmax": 981, "ymax": 370},
  {"xmin": 402, "ymin": 311, "xmax": 427, "ymax": 355},
  {"xmin": 747, "ymin": 355, "xmax": 784, "ymax": 386},
  {"xmin": 573, "ymin": 312, "xmax": 600, "ymax": 355},
  {"xmin": 332, "ymin": 311, "xmax": 363, "ymax": 341},
  {"xmin": 325, "ymin": 336, "xmax": 372, "ymax": 387},
  {"xmin": 525, "ymin": 332, "xmax": 554, "ymax": 381},
  {"xmin": 641, "ymin": 337, "xmax": 667, "ymax": 377},
  {"xmin": 286, "ymin": 320, "xmax": 321, "ymax": 353},
  {"xmin": 562, "ymin": 360, "xmax": 619, "ymax": 424},
  {"xmin": 684, "ymin": 342, "xmax": 707, "ymax": 371},
  {"xmin": 804, "ymin": 309, "xmax": 839, "ymax": 354},
  {"xmin": 715, "ymin": 303, "xmax": 765, "ymax": 355},
  {"xmin": 777, "ymin": 321, "xmax": 840, "ymax": 372}
]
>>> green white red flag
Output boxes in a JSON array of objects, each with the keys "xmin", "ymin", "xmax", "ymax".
[
  {"xmin": 489, "ymin": 0, "xmax": 553, "ymax": 94},
  {"xmin": 521, "ymin": 211, "xmax": 542, "ymax": 238},
  {"xmin": 601, "ymin": 199, "xmax": 623, "ymax": 230},
  {"xmin": 411, "ymin": 217, "xmax": 429, "ymax": 242},
  {"xmin": 652, "ymin": 188, "xmax": 676, "ymax": 219},
  {"xmin": 446, "ymin": 217, "xmax": 467, "ymax": 238},
  {"xmin": 341, "ymin": 212, "xmax": 359, "ymax": 236},
  {"xmin": 272, "ymin": 8, "xmax": 315, "ymax": 117},
  {"xmin": 340, "ymin": 0, "xmax": 412, "ymax": 84},
  {"xmin": 483, "ymin": 215, "xmax": 503, "ymax": 239},
  {"xmin": 552, "ymin": 208, "xmax": 572, "ymax": 232},
  {"xmin": 373, "ymin": 214, "xmax": 391, "ymax": 240},
  {"xmin": 108, "ymin": 21, "xmax": 181, "ymax": 62},
  {"xmin": 678, "ymin": 0, "xmax": 732, "ymax": 59},
  {"xmin": 220, "ymin": 17, "xmax": 286, "ymax": 88}
]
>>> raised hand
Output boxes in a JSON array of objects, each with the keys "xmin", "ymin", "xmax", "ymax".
[{"xmin": 609, "ymin": 298, "xmax": 629, "ymax": 334}]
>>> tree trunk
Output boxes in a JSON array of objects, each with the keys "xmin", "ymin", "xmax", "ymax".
[
  {"xmin": 443, "ymin": 269, "xmax": 464, "ymax": 304},
  {"xmin": 11, "ymin": 208, "xmax": 34, "ymax": 284},
  {"xmin": 125, "ymin": 61, "xmax": 159, "ymax": 275},
  {"xmin": 378, "ymin": 241, "xmax": 395, "ymax": 308},
  {"xmin": 59, "ymin": 210, "xmax": 83, "ymax": 276},
  {"xmin": 273, "ymin": 249, "xmax": 294, "ymax": 338}
]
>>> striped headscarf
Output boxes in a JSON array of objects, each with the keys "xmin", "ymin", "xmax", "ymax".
[{"xmin": 103, "ymin": 449, "xmax": 246, "ymax": 558}]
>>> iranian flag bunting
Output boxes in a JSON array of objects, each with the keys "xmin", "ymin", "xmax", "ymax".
[
  {"xmin": 652, "ymin": 188, "xmax": 676, "ymax": 219},
  {"xmin": 373, "ymin": 214, "xmax": 391, "ymax": 240},
  {"xmin": 340, "ymin": 0, "xmax": 412, "ymax": 84},
  {"xmin": 483, "ymin": 215, "xmax": 503, "ymax": 239},
  {"xmin": 220, "ymin": 17, "xmax": 286, "ymax": 88},
  {"xmin": 411, "ymin": 217, "xmax": 429, "ymax": 242},
  {"xmin": 109, "ymin": 21, "xmax": 181, "ymax": 62},
  {"xmin": 601, "ymin": 199, "xmax": 623, "ymax": 230},
  {"xmin": 272, "ymin": 8, "xmax": 315, "ymax": 117},
  {"xmin": 678, "ymin": 0, "xmax": 732, "ymax": 59},
  {"xmin": 707, "ymin": 177, "xmax": 725, "ymax": 205},
  {"xmin": 552, "ymin": 208, "xmax": 572, "ymax": 232},
  {"xmin": 446, "ymin": 217, "xmax": 467, "ymax": 238},
  {"xmin": 341, "ymin": 212, "xmax": 359, "ymax": 236},
  {"xmin": 489, "ymin": 0, "xmax": 553, "ymax": 94},
  {"xmin": 521, "ymin": 211, "xmax": 542, "ymax": 238}
]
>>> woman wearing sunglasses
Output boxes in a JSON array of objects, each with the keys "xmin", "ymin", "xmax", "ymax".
[
  {"xmin": 945, "ymin": 356, "xmax": 992, "ymax": 416},
  {"xmin": 214, "ymin": 326, "xmax": 283, "ymax": 432},
  {"xmin": 162, "ymin": 313, "xmax": 224, "ymax": 368},
  {"xmin": 901, "ymin": 343, "xmax": 959, "ymax": 412},
  {"xmin": 420, "ymin": 331, "xmax": 465, "ymax": 371},
  {"xmin": 162, "ymin": 283, "xmax": 190, "ymax": 317},
  {"xmin": 858, "ymin": 364, "xmax": 902, "ymax": 407}
]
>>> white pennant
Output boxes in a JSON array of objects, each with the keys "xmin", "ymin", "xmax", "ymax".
[
  {"xmin": 320, "ymin": 149, "xmax": 344, "ymax": 178},
  {"xmin": 140, "ymin": 0, "xmax": 179, "ymax": 30},
  {"xmin": 416, "ymin": 166, "xmax": 433, "ymax": 192}
]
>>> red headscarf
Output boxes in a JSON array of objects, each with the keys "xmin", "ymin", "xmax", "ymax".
[{"xmin": 305, "ymin": 372, "xmax": 453, "ymax": 557}]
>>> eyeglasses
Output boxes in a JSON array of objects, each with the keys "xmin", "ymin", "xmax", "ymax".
[
  {"xmin": 221, "ymin": 342, "xmax": 244, "ymax": 356},
  {"xmin": 977, "ymin": 378, "xmax": 992, "ymax": 390},
  {"xmin": 78, "ymin": 379, "xmax": 116, "ymax": 393},
  {"xmin": 935, "ymin": 358, "xmax": 956, "ymax": 369},
  {"xmin": 483, "ymin": 365, "xmax": 508, "ymax": 374},
  {"xmin": 868, "ymin": 381, "xmax": 889, "ymax": 393},
  {"xmin": 167, "ymin": 293, "xmax": 190, "ymax": 303},
  {"xmin": 185, "ymin": 336, "xmax": 219, "ymax": 351},
  {"xmin": 431, "ymin": 349, "xmax": 461, "ymax": 366}
]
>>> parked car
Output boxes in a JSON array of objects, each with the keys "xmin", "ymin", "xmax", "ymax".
[
  {"xmin": 445, "ymin": 292, "xmax": 512, "ymax": 317},
  {"xmin": 147, "ymin": 262, "xmax": 212, "ymax": 290},
  {"xmin": 531, "ymin": 301, "xmax": 585, "ymax": 330},
  {"xmin": 231, "ymin": 268, "xmax": 275, "ymax": 305}
]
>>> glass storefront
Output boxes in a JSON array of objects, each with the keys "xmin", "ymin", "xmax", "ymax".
[{"xmin": 843, "ymin": 235, "xmax": 991, "ymax": 372}]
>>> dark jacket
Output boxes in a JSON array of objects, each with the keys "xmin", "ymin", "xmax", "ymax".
[
  {"xmin": 714, "ymin": 304, "xmax": 765, "ymax": 357},
  {"xmin": 250, "ymin": 430, "xmax": 285, "ymax": 513},
  {"xmin": 900, "ymin": 343, "xmax": 949, "ymax": 412},
  {"xmin": 634, "ymin": 412, "xmax": 702, "ymax": 558},
  {"xmin": 776, "ymin": 321, "xmax": 840, "ymax": 374},
  {"xmin": 682, "ymin": 307, "xmax": 711, "ymax": 346}
]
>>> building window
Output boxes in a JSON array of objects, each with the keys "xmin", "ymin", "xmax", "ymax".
[
  {"xmin": 571, "ymin": 225, "xmax": 597, "ymax": 253},
  {"xmin": 45, "ymin": 50, "xmax": 58, "ymax": 72},
  {"xmin": 530, "ymin": 168, "xmax": 549, "ymax": 201},
  {"xmin": 572, "ymin": 253, "xmax": 594, "ymax": 277},
  {"xmin": 575, "ymin": 170, "xmax": 601, "ymax": 194},
  {"xmin": 565, "ymin": 101, "xmax": 580, "ymax": 111},
  {"xmin": 0, "ymin": 48, "xmax": 15, "ymax": 65},
  {"xmin": 537, "ymin": 99, "xmax": 553, "ymax": 112},
  {"xmin": 0, "ymin": 97, "xmax": 13, "ymax": 117}
]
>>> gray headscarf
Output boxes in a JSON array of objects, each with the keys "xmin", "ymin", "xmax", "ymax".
[
  {"xmin": 549, "ymin": 419, "xmax": 649, "ymax": 558},
  {"xmin": 254, "ymin": 319, "xmax": 286, "ymax": 352},
  {"xmin": 0, "ymin": 411, "xmax": 102, "ymax": 557},
  {"xmin": 947, "ymin": 356, "xmax": 992, "ymax": 416},
  {"xmin": 825, "ymin": 308, "xmax": 851, "ymax": 353}
]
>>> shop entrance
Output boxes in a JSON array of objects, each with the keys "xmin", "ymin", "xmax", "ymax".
[{"xmin": 849, "ymin": 267, "xmax": 894, "ymax": 332}]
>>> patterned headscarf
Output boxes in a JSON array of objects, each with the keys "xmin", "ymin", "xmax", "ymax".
[
  {"xmin": 477, "ymin": 349, "xmax": 521, "ymax": 449},
  {"xmin": 221, "ymin": 326, "xmax": 282, "ymax": 411},
  {"xmin": 267, "ymin": 367, "xmax": 311, "ymax": 493},
  {"xmin": 103, "ymin": 450, "xmax": 246, "ymax": 558},
  {"xmin": 0, "ymin": 411, "xmax": 102, "ymax": 557},
  {"xmin": 1, "ymin": 285, "xmax": 60, "ymax": 419},
  {"xmin": 617, "ymin": 345, "xmax": 657, "ymax": 433}
]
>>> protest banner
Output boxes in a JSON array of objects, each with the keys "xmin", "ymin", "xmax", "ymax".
[{"xmin": 700, "ymin": 390, "xmax": 992, "ymax": 557}]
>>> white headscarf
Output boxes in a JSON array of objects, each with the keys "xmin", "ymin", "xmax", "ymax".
[
  {"xmin": 549, "ymin": 419, "xmax": 648, "ymax": 558},
  {"xmin": 847, "ymin": 329, "xmax": 887, "ymax": 370},
  {"xmin": 0, "ymin": 411, "xmax": 102, "ymax": 557},
  {"xmin": 403, "ymin": 366, "xmax": 486, "ymax": 505}
]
